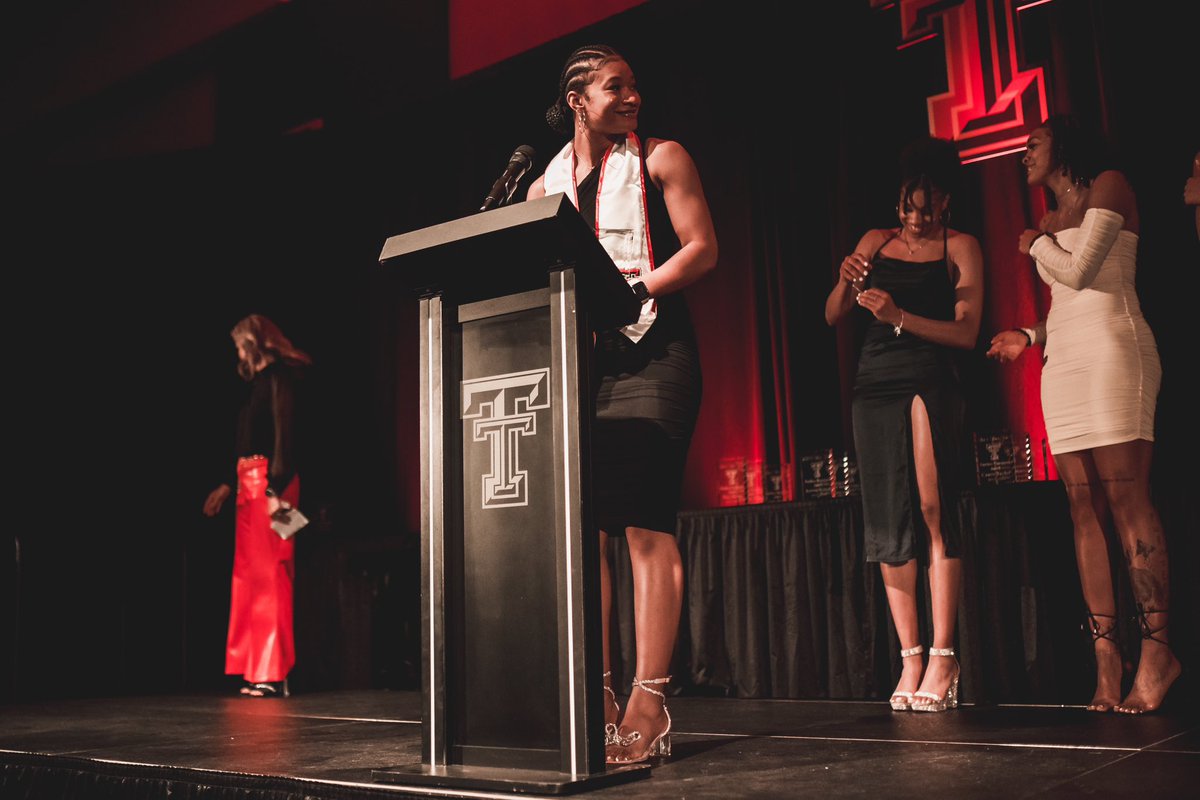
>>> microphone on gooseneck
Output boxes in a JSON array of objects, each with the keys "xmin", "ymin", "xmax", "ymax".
[{"xmin": 479, "ymin": 145, "xmax": 536, "ymax": 212}]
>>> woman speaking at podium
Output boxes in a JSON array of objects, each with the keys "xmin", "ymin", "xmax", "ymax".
[{"xmin": 527, "ymin": 44, "xmax": 718, "ymax": 764}]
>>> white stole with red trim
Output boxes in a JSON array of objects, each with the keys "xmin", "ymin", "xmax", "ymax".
[{"xmin": 542, "ymin": 132, "xmax": 657, "ymax": 342}]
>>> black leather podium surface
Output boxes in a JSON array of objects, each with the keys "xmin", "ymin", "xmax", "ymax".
[{"xmin": 374, "ymin": 194, "xmax": 647, "ymax": 793}]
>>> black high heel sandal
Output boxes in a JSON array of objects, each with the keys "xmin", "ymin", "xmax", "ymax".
[
  {"xmin": 1082, "ymin": 611, "xmax": 1121, "ymax": 713},
  {"xmin": 1133, "ymin": 604, "xmax": 1168, "ymax": 645},
  {"xmin": 1114, "ymin": 605, "xmax": 1180, "ymax": 715},
  {"xmin": 1083, "ymin": 611, "xmax": 1119, "ymax": 642},
  {"xmin": 245, "ymin": 679, "xmax": 290, "ymax": 698}
]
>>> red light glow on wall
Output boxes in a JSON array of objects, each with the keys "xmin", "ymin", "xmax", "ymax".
[{"xmin": 886, "ymin": 0, "xmax": 1050, "ymax": 162}]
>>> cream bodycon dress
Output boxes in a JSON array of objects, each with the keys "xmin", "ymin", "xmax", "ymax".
[{"xmin": 1036, "ymin": 219, "xmax": 1161, "ymax": 454}]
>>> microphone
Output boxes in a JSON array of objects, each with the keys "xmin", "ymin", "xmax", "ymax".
[{"xmin": 479, "ymin": 145, "xmax": 536, "ymax": 211}]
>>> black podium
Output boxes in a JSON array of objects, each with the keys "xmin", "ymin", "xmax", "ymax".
[{"xmin": 373, "ymin": 194, "xmax": 649, "ymax": 793}]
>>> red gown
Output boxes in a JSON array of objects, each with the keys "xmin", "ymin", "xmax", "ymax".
[{"xmin": 225, "ymin": 455, "xmax": 299, "ymax": 683}]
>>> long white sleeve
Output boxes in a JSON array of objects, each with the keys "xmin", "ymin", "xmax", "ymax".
[{"xmin": 1029, "ymin": 207, "xmax": 1125, "ymax": 290}]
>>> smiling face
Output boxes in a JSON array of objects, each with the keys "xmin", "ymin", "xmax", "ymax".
[
  {"xmin": 897, "ymin": 186, "xmax": 948, "ymax": 238},
  {"xmin": 1021, "ymin": 126, "xmax": 1057, "ymax": 186},
  {"xmin": 570, "ymin": 58, "xmax": 640, "ymax": 136}
]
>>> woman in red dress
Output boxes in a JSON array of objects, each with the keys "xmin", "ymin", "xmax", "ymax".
[{"xmin": 203, "ymin": 314, "xmax": 310, "ymax": 697}]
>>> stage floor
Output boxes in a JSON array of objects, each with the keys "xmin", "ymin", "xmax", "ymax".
[{"xmin": 1, "ymin": 690, "xmax": 1197, "ymax": 798}]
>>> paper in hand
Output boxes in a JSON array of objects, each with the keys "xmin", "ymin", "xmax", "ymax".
[{"xmin": 270, "ymin": 506, "xmax": 310, "ymax": 540}]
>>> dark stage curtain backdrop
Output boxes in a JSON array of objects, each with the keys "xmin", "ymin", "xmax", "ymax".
[{"xmin": 607, "ymin": 482, "xmax": 1198, "ymax": 705}]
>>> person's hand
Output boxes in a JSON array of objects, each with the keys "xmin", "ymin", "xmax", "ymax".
[
  {"xmin": 1018, "ymin": 229, "xmax": 1043, "ymax": 255},
  {"xmin": 267, "ymin": 494, "xmax": 281, "ymax": 515},
  {"xmin": 1184, "ymin": 175, "xmax": 1200, "ymax": 206},
  {"xmin": 203, "ymin": 484, "xmax": 232, "ymax": 517},
  {"xmin": 987, "ymin": 330, "xmax": 1029, "ymax": 363},
  {"xmin": 839, "ymin": 252, "xmax": 872, "ymax": 292},
  {"xmin": 855, "ymin": 288, "xmax": 900, "ymax": 326}
]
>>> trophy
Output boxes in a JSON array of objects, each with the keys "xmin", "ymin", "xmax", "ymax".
[
  {"xmin": 745, "ymin": 459, "xmax": 766, "ymax": 505},
  {"xmin": 718, "ymin": 456, "xmax": 748, "ymax": 506},
  {"xmin": 799, "ymin": 449, "xmax": 837, "ymax": 500},
  {"xmin": 762, "ymin": 462, "xmax": 795, "ymax": 503},
  {"xmin": 974, "ymin": 431, "xmax": 1018, "ymax": 485}
]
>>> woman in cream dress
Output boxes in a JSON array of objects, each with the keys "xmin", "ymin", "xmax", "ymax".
[{"xmin": 988, "ymin": 115, "xmax": 1180, "ymax": 714}]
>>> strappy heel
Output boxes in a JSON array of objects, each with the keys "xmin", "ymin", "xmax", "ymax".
[
  {"xmin": 890, "ymin": 645, "xmax": 925, "ymax": 711},
  {"xmin": 1134, "ymin": 604, "xmax": 1169, "ymax": 645},
  {"xmin": 606, "ymin": 676, "xmax": 671, "ymax": 764},
  {"xmin": 1083, "ymin": 610, "xmax": 1121, "ymax": 713},
  {"xmin": 602, "ymin": 670, "xmax": 621, "ymax": 746},
  {"xmin": 1084, "ymin": 611, "xmax": 1119, "ymax": 646},
  {"xmin": 1115, "ymin": 605, "xmax": 1181, "ymax": 715},
  {"xmin": 911, "ymin": 648, "xmax": 959, "ymax": 712}
]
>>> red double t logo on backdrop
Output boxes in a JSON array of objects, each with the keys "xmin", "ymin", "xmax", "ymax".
[{"xmin": 881, "ymin": 0, "xmax": 1050, "ymax": 162}]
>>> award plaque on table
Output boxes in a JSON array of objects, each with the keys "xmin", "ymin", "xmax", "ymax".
[
  {"xmin": 838, "ymin": 454, "xmax": 861, "ymax": 497},
  {"xmin": 974, "ymin": 431, "xmax": 1016, "ymax": 485},
  {"xmin": 799, "ymin": 449, "xmax": 836, "ymax": 500}
]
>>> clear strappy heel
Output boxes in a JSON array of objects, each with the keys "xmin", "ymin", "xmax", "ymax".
[
  {"xmin": 606, "ymin": 676, "xmax": 671, "ymax": 764},
  {"xmin": 603, "ymin": 670, "xmax": 621, "ymax": 746}
]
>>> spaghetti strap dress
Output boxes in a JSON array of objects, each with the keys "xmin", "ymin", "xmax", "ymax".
[{"xmin": 851, "ymin": 230, "xmax": 964, "ymax": 563}]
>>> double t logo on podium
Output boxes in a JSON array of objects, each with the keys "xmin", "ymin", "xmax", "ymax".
[{"xmin": 373, "ymin": 194, "xmax": 647, "ymax": 793}]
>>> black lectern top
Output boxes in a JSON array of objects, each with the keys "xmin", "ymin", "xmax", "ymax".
[{"xmin": 379, "ymin": 193, "xmax": 641, "ymax": 330}]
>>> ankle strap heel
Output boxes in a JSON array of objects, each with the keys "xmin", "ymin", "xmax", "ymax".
[
  {"xmin": 602, "ymin": 670, "xmax": 619, "ymax": 745},
  {"xmin": 1084, "ymin": 611, "xmax": 1119, "ymax": 644},
  {"xmin": 890, "ymin": 645, "xmax": 925, "ymax": 711},
  {"xmin": 607, "ymin": 676, "xmax": 672, "ymax": 763},
  {"xmin": 1134, "ymin": 605, "xmax": 1169, "ymax": 645},
  {"xmin": 912, "ymin": 648, "xmax": 959, "ymax": 712}
]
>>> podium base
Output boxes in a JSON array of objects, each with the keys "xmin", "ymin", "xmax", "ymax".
[{"xmin": 372, "ymin": 762, "xmax": 651, "ymax": 795}]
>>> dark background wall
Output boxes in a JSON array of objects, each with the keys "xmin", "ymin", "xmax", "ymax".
[{"xmin": 3, "ymin": 0, "xmax": 1196, "ymax": 702}]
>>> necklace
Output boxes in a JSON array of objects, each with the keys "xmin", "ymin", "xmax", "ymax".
[
  {"xmin": 899, "ymin": 229, "xmax": 932, "ymax": 256},
  {"xmin": 1057, "ymin": 182, "xmax": 1082, "ymax": 207}
]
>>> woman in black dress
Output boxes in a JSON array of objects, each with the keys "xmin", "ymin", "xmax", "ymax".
[
  {"xmin": 528, "ymin": 44, "xmax": 718, "ymax": 762},
  {"xmin": 824, "ymin": 137, "xmax": 983, "ymax": 712}
]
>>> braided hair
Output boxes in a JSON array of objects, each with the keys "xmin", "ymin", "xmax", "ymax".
[{"xmin": 545, "ymin": 44, "xmax": 625, "ymax": 134}]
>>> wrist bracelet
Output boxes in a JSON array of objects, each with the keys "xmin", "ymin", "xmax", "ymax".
[{"xmin": 893, "ymin": 309, "xmax": 905, "ymax": 337}]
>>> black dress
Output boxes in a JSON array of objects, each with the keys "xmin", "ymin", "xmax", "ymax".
[
  {"xmin": 851, "ymin": 232, "xmax": 964, "ymax": 564},
  {"xmin": 577, "ymin": 159, "xmax": 701, "ymax": 536},
  {"xmin": 228, "ymin": 361, "xmax": 302, "ymax": 495}
]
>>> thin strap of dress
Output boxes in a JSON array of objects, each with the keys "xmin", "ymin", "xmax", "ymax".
[
  {"xmin": 942, "ymin": 223, "xmax": 956, "ymax": 282},
  {"xmin": 870, "ymin": 229, "xmax": 901, "ymax": 261}
]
